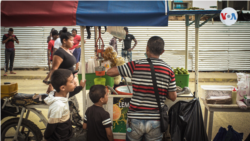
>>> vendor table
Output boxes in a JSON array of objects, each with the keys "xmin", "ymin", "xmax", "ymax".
[{"xmin": 201, "ymin": 98, "xmax": 250, "ymax": 141}]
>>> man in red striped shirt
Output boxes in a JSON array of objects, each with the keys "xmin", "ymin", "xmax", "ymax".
[{"xmin": 107, "ymin": 36, "xmax": 177, "ymax": 141}]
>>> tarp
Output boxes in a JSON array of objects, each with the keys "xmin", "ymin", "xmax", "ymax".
[
  {"xmin": 1, "ymin": 1, "xmax": 168, "ymax": 26},
  {"xmin": 1, "ymin": 1, "xmax": 78, "ymax": 26},
  {"xmin": 76, "ymin": 1, "xmax": 168, "ymax": 26}
]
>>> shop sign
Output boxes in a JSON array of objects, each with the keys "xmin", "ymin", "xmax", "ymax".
[
  {"xmin": 113, "ymin": 97, "xmax": 131, "ymax": 133},
  {"xmin": 220, "ymin": 7, "xmax": 238, "ymax": 26}
]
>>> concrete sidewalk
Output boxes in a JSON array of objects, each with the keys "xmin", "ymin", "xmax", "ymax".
[{"xmin": 1, "ymin": 70, "xmax": 240, "ymax": 82}]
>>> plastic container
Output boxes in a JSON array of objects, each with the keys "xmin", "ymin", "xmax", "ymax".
[
  {"xmin": 95, "ymin": 66, "xmax": 106, "ymax": 76},
  {"xmin": 232, "ymin": 87, "xmax": 237, "ymax": 104},
  {"xmin": 94, "ymin": 77, "xmax": 106, "ymax": 86},
  {"xmin": 201, "ymin": 85, "xmax": 234, "ymax": 104},
  {"xmin": 78, "ymin": 73, "xmax": 114, "ymax": 90},
  {"xmin": 175, "ymin": 74, "xmax": 189, "ymax": 88},
  {"xmin": 1, "ymin": 83, "xmax": 18, "ymax": 99},
  {"xmin": 115, "ymin": 86, "xmax": 133, "ymax": 95},
  {"xmin": 95, "ymin": 71, "xmax": 105, "ymax": 76}
]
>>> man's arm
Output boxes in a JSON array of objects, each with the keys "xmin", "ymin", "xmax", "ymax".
[
  {"xmin": 132, "ymin": 38, "xmax": 137, "ymax": 49},
  {"xmin": 13, "ymin": 36, "xmax": 19, "ymax": 44},
  {"xmin": 128, "ymin": 38, "xmax": 137, "ymax": 51},
  {"xmin": 83, "ymin": 123, "xmax": 87, "ymax": 130},
  {"xmin": 167, "ymin": 91, "xmax": 177, "ymax": 102},
  {"xmin": 106, "ymin": 67, "xmax": 119, "ymax": 77},
  {"xmin": 2, "ymin": 35, "xmax": 10, "ymax": 44},
  {"xmin": 105, "ymin": 127, "xmax": 114, "ymax": 141}
]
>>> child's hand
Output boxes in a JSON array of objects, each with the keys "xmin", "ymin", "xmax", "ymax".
[{"xmin": 80, "ymin": 80, "xmax": 86, "ymax": 88}]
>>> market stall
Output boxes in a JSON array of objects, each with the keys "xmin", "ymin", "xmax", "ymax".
[{"xmin": 2, "ymin": 1, "xmax": 222, "ymax": 140}]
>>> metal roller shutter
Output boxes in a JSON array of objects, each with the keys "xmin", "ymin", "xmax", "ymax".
[{"xmin": 1, "ymin": 21, "xmax": 250, "ymax": 71}]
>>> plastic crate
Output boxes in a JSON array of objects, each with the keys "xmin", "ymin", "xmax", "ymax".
[
  {"xmin": 78, "ymin": 73, "xmax": 114, "ymax": 90},
  {"xmin": 1, "ymin": 83, "xmax": 18, "ymax": 99},
  {"xmin": 175, "ymin": 74, "xmax": 189, "ymax": 88}
]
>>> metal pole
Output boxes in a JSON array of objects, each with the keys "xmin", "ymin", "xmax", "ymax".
[
  {"xmin": 14, "ymin": 107, "xmax": 26, "ymax": 141},
  {"xmin": 185, "ymin": 15, "xmax": 189, "ymax": 70},
  {"xmin": 195, "ymin": 14, "xmax": 200, "ymax": 98},
  {"xmin": 94, "ymin": 26, "xmax": 98, "ymax": 56},
  {"xmin": 248, "ymin": 1, "xmax": 250, "ymax": 11},
  {"xmin": 80, "ymin": 26, "xmax": 86, "ymax": 116}
]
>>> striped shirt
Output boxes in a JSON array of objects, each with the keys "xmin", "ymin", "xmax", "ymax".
[{"xmin": 118, "ymin": 58, "xmax": 176, "ymax": 119}]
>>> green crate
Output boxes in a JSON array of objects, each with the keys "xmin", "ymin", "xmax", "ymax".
[
  {"xmin": 175, "ymin": 74, "xmax": 189, "ymax": 88},
  {"xmin": 78, "ymin": 73, "xmax": 114, "ymax": 90}
]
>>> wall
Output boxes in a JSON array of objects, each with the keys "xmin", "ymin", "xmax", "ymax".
[{"xmin": 1, "ymin": 21, "xmax": 250, "ymax": 71}]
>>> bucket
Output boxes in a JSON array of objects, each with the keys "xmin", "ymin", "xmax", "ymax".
[
  {"xmin": 95, "ymin": 66, "xmax": 106, "ymax": 76},
  {"xmin": 115, "ymin": 86, "xmax": 133, "ymax": 95},
  {"xmin": 94, "ymin": 77, "xmax": 106, "ymax": 86}
]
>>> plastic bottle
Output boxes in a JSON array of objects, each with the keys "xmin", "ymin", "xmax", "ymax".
[{"xmin": 232, "ymin": 87, "xmax": 237, "ymax": 104}]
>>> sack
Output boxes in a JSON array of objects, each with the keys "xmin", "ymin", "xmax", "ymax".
[
  {"xmin": 106, "ymin": 26, "xmax": 126, "ymax": 39},
  {"xmin": 147, "ymin": 58, "xmax": 168, "ymax": 132},
  {"xmin": 11, "ymin": 93, "xmax": 48, "ymax": 106}
]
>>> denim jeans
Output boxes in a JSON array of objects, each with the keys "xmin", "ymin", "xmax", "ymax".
[
  {"xmin": 126, "ymin": 119, "xmax": 163, "ymax": 141},
  {"xmin": 122, "ymin": 49, "xmax": 132, "ymax": 62}
]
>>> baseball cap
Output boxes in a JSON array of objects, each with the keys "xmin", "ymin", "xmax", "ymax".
[
  {"xmin": 124, "ymin": 27, "xmax": 128, "ymax": 32},
  {"xmin": 8, "ymin": 28, "xmax": 13, "ymax": 32}
]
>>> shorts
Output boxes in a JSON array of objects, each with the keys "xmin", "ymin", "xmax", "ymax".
[{"xmin": 73, "ymin": 48, "xmax": 81, "ymax": 63}]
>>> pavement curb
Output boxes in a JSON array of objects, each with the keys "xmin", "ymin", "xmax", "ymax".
[
  {"xmin": 1, "ymin": 76, "xmax": 45, "ymax": 79},
  {"xmin": 2, "ymin": 75, "xmax": 237, "ymax": 83}
]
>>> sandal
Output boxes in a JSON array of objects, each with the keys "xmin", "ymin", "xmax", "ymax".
[
  {"xmin": 3, "ymin": 73, "xmax": 7, "ymax": 76},
  {"xmin": 10, "ymin": 71, "xmax": 16, "ymax": 74},
  {"xmin": 43, "ymin": 80, "xmax": 51, "ymax": 85}
]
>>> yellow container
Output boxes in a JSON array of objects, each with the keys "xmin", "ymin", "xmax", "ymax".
[
  {"xmin": 1, "ymin": 83, "xmax": 18, "ymax": 99},
  {"xmin": 94, "ymin": 78, "xmax": 106, "ymax": 86}
]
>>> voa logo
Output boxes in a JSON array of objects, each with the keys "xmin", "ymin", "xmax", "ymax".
[{"xmin": 220, "ymin": 7, "xmax": 238, "ymax": 26}]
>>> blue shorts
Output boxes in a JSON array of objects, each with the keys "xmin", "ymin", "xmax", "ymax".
[
  {"xmin": 73, "ymin": 48, "xmax": 81, "ymax": 63},
  {"xmin": 126, "ymin": 119, "xmax": 163, "ymax": 141}
]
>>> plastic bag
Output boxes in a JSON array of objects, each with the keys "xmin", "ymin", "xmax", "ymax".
[
  {"xmin": 214, "ymin": 125, "xmax": 243, "ymax": 141},
  {"xmin": 101, "ymin": 60, "xmax": 111, "ymax": 72},
  {"xmin": 236, "ymin": 73, "xmax": 249, "ymax": 108},
  {"xmin": 86, "ymin": 58, "xmax": 95, "ymax": 73},
  {"xmin": 106, "ymin": 26, "xmax": 126, "ymax": 39},
  {"xmin": 169, "ymin": 98, "xmax": 208, "ymax": 141},
  {"xmin": 213, "ymin": 127, "xmax": 227, "ymax": 141}
]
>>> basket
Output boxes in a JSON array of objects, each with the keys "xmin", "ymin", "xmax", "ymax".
[
  {"xmin": 1, "ymin": 83, "xmax": 18, "ymax": 99},
  {"xmin": 175, "ymin": 74, "xmax": 189, "ymax": 88},
  {"xmin": 78, "ymin": 73, "xmax": 114, "ymax": 90}
]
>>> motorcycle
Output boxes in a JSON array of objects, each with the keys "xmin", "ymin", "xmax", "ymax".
[{"xmin": 1, "ymin": 92, "xmax": 86, "ymax": 141}]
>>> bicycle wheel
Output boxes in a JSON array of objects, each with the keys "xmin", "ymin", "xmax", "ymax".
[{"xmin": 1, "ymin": 118, "xmax": 43, "ymax": 141}]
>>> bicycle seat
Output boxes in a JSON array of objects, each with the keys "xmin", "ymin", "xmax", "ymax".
[{"xmin": 11, "ymin": 93, "xmax": 48, "ymax": 106}]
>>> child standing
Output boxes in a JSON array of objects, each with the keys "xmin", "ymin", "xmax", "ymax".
[
  {"xmin": 44, "ymin": 69, "xmax": 86, "ymax": 141},
  {"xmin": 83, "ymin": 85, "xmax": 113, "ymax": 141}
]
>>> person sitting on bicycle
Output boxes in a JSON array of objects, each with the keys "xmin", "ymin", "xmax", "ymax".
[{"xmin": 44, "ymin": 69, "xmax": 86, "ymax": 141}]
